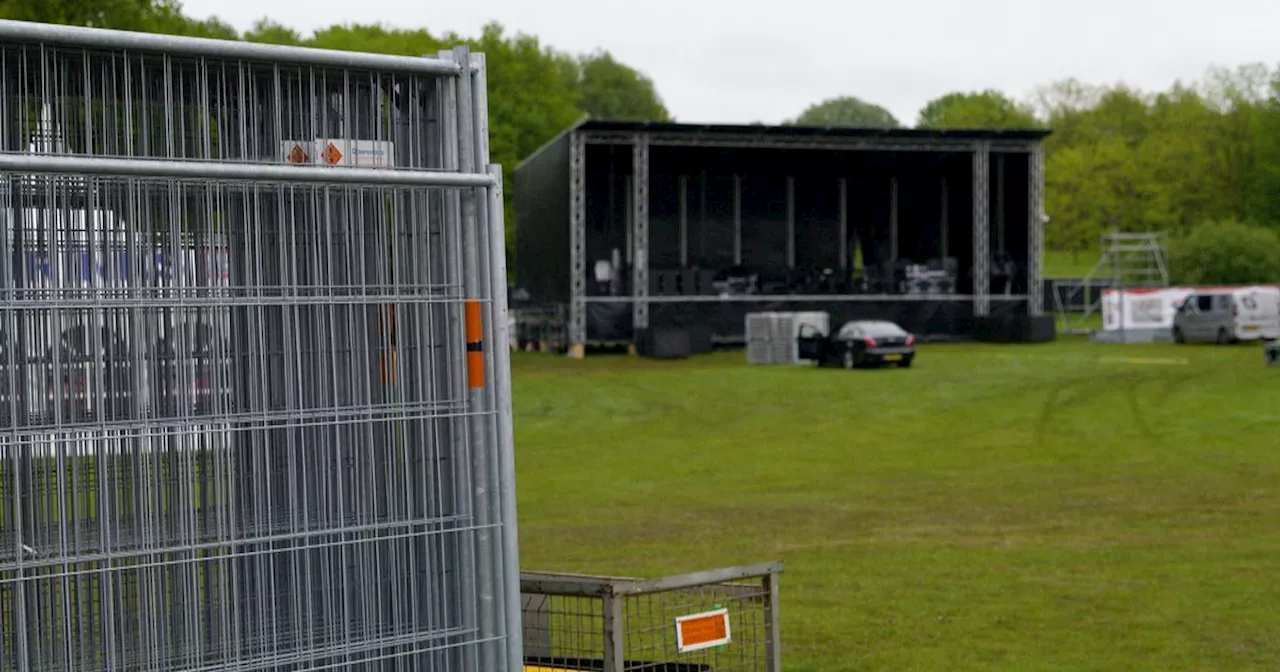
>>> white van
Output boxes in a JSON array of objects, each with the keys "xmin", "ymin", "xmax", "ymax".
[{"xmin": 1172, "ymin": 286, "xmax": 1280, "ymax": 344}]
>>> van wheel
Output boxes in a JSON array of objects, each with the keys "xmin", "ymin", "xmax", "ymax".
[
  {"xmin": 1217, "ymin": 328, "xmax": 1231, "ymax": 345},
  {"xmin": 1173, "ymin": 327, "xmax": 1184, "ymax": 344}
]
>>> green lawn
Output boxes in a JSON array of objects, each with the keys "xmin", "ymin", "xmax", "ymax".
[{"xmin": 512, "ymin": 338, "xmax": 1280, "ymax": 671}]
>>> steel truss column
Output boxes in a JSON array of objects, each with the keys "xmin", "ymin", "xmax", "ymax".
[
  {"xmin": 631, "ymin": 134, "xmax": 650, "ymax": 332},
  {"xmin": 1028, "ymin": 145, "xmax": 1046, "ymax": 315},
  {"xmin": 569, "ymin": 132, "xmax": 587, "ymax": 347},
  {"xmin": 972, "ymin": 142, "xmax": 991, "ymax": 316}
]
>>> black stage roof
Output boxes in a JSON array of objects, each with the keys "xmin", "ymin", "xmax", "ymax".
[
  {"xmin": 575, "ymin": 118, "xmax": 1052, "ymax": 141},
  {"xmin": 516, "ymin": 118, "xmax": 1052, "ymax": 171}
]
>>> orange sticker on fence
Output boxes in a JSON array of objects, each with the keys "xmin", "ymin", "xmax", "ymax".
[
  {"xmin": 675, "ymin": 608, "xmax": 731, "ymax": 653},
  {"xmin": 465, "ymin": 299, "xmax": 485, "ymax": 388}
]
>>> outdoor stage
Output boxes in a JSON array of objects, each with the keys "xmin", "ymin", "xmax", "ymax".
[{"xmin": 514, "ymin": 120, "xmax": 1052, "ymax": 352}]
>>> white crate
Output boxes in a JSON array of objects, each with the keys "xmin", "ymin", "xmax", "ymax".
[{"xmin": 745, "ymin": 311, "xmax": 829, "ymax": 365}]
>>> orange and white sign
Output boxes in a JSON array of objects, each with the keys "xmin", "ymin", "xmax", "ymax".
[
  {"xmin": 675, "ymin": 608, "xmax": 731, "ymax": 653},
  {"xmin": 280, "ymin": 139, "xmax": 394, "ymax": 169},
  {"xmin": 321, "ymin": 141, "xmax": 344, "ymax": 165},
  {"xmin": 285, "ymin": 143, "xmax": 309, "ymax": 164}
]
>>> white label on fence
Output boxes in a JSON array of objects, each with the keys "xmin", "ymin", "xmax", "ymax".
[
  {"xmin": 280, "ymin": 140, "xmax": 394, "ymax": 169},
  {"xmin": 315, "ymin": 139, "xmax": 394, "ymax": 169},
  {"xmin": 675, "ymin": 608, "xmax": 731, "ymax": 653}
]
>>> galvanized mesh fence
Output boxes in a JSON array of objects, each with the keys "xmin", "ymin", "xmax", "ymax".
[
  {"xmin": 521, "ymin": 563, "xmax": 782, "ymax": 672},
  {"xmin": 521, "ymin": 593, "xmax": 605, "ymax": 665},
  {"xmin": 0, "ymin": 21, "xmax": 521, "ymax": 672}
]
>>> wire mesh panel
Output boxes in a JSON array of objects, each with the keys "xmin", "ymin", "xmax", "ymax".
[
  {"xmin": 521, "ymin": 593, "xmax": 605, "ymax": 667},
  {"xmin": 621, "ymin": 582, "xmax": 771, "ymax": 671},
  {"xmin": 521, "ymin": 563, "xmax": 782, "ymax": 672},
  {"xmin": 0, "ymin": 21, "xmax": 520, "ymax": 672}
]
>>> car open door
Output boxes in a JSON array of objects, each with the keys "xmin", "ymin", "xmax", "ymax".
[{"xmin": 797, "ymin": 323, "xmax": 826, "ymax": 362}]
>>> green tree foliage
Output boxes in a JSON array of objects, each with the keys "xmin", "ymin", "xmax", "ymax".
[
  {"xmin": 571, "ymin": 51, "xmax": 671, "ymax": 121},
  {"xmin": 1169, "ymin": 220, "xmax": 1280, "ymax": 285},
  {"xmin": 990, "ymin": 66, "xmax": 1280, "ymax": 266},
  {"xmin": 0, "ymin": 0, "xmax": 174, "ymax": 30},
  {"xmin": 787, "ymin": 96, "xmax": 899, "ymax": 128},
  {"xmin": 916, "ymin": 90, "xmax": 1040, "ymax": 129},
  {"xmin": 242, "ymin": 18, "xmax": 303, "ymax": 45}
]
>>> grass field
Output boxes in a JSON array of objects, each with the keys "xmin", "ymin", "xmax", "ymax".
[{"xmin": 512, "ymin": 337, "xmax": 1280, "ymax": 671}]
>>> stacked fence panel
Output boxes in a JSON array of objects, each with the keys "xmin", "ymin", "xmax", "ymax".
[
  {"xmin": 0, "ymin": 21, "xmax": 520, "ymax": 671},
  {"xmin": 744, "ymin": 312, "xmax": 827, "ymax": 365}
]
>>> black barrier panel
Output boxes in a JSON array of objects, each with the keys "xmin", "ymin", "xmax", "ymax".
[
  {"xmin": 585, "ymin": 302, "xmax": 634, "ymax": 342},
  {"xmin": 972, "ymin": 314, "xmax": 1056, "ymax": 343},
  {"xmin": 641, "ymin": 299, "xmax": 1028, "ymax": 341},
  {"xmin": 636, "ymin": 327, "xmax": 693, "ymax": 358}
]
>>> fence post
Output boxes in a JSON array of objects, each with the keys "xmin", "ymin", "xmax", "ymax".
[
  {"xmin": 602, "ymin": 592, "xmax": 625, "ymax": 672},
  {"xmin": 764, "ymin": 570, "xmax": 782, "ymax": 672}
]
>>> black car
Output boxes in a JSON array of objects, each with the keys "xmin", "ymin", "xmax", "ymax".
[{"xmin": 798, "ymin": 320, "xmax": 916, "ymax": 369}]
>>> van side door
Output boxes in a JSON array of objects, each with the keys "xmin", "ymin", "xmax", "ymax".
[
  {"xmin": 1213, "ymin": 294, "xmax": 1234, "ymax": 339},
  {"xmin": 1185, "ymin": 295, "xmax": 1210, "ymax": 340}
]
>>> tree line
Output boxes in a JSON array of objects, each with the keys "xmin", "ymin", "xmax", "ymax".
[{"xmin": 4, "ymin": 0, "xmax": 1279, "ymax": 282}]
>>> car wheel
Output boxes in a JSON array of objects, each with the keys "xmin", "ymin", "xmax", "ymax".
[
  {"xmin": 1217, "ymin": 328, "xmax": 1231, "ymax": 345},
  {"xmin": 898, "ymin": 357, "xmax": 913, "ymax": 369},
  {"xmin": 842, "ymin": 350, "xmax": 855, "ymax": 370},
  {"xmin": 1172, "ymin": 327, "xmax": 1184, "ymax": 344}
]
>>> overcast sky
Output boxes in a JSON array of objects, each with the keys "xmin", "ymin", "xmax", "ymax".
[{"xmin": 180, "ymin": 0, "xmax": 1280, "ymax": 126}]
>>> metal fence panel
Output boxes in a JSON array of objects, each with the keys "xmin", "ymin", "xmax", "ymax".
[{"xmin": 0, "ymin": 21, "xmax": 519, "ymax": 672}]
